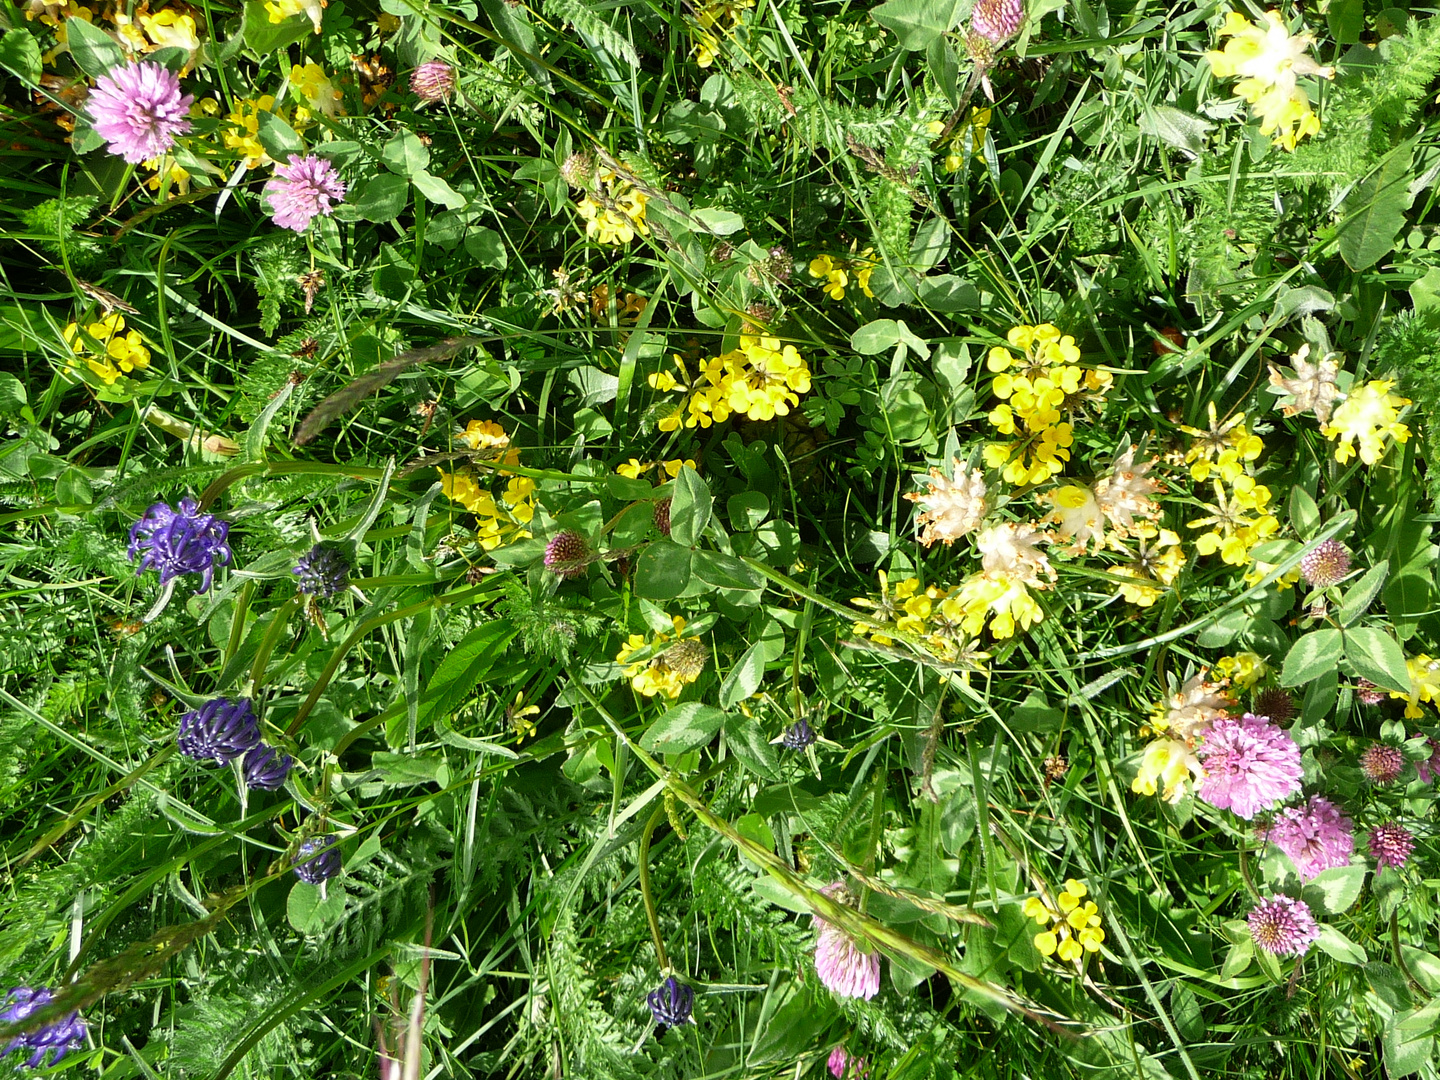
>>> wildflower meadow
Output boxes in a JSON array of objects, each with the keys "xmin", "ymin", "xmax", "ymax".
[{"xmin": 7, "ymin": 0, "xmax": 1440, "ymax": 1076}]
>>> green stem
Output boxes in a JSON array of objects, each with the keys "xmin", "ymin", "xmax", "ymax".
[{"xmin": 639, "ymin": 805, "xmax": 669, "ymax": 973}]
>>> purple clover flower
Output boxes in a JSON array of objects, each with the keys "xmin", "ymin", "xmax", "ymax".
[
  {"xmin": 1259, "ymin": 796, "xmax": 1354, "ymax": 880},
  {"xmin": 293, "ymin": 835, "xmax": 341, "ymax": 883},
  {"xmin": 1, "ymin": 986, "xmax": 86, "ymax": 1069},
  {"xmin": 87, "ymin": 61, "xmax": 193, "ymax": 164},
  {"xmin": 411, "ymin": 60, "xmax": 456, "ymax": 102},
  {"xmin": 1414, "ymin": 736, "xmax": 1440, "ymax": 783},
  {"xmin": 646, "ymin": 976, "xmax": 694, "ymax": 1030},
  {"xmin": 293, "ymin": 544, "xmax": 350, "ymax": 598},
  {"xmin": 828, "ymin": 1046, "xmax": 869, "ymax": 1079},
  {"xmin": 128, "ymin": 497, "xmax": 233, "ymax": 594},
  {"xmin": 1196, "ymin": 713, "xmax": 1303, "ymax": 820},
  {"xmin": 1369, "ymin": 822, "xmax": 1416, "ymax": 871},
  {"xmin": 263, "ymin": 155, "xmax": 346, "ymax": 233},
  {"xmin": 178, "ymin": 697, "xmax": 262, "ymax": 764},
  {"xmin": 1248, "ymin": 895, "xmax": 1320, "ymax": 957},
  {"xmin": 242, "ymin": 744, "xmax": 293, "ymax": 791},
  {"xmin": 543, "ymin": 531, "xmax": 589, "ymax": 578},
  {"xmin": 813, "ymin": 883, "xmax": 881, "ymax": 1000}
]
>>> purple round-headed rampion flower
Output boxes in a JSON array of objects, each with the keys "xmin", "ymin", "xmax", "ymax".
[
  {"xmin": 178, "ymin": 697, "xmax": 262, "ymax": 765},
  {"xmin": 646, "ymin": 976, "xmax": 693, "ymax": 1030},
  {"xmin": 242, "ymin": 743, "xmax": 293, "ymax": 791},
  {"xmin": 128, "ymin": 497, "xmax": 232, "ymax": 594},
  {"xmin": 1258, "ymin": 795, "xmax": 1355, "ymax": 881},
  {"xmin": 1, "ymin": 986, "xmax": 86, "ymax": 1069},
  {"xmin": 293, "ymin": 835, "xmax": 341, "ymax": 884},
  {"xmin": 293, "ymin": 544, "xmax": 350, "ymax": 599},
  {"xmin": 263, "ymin": 154, "xmax": 346, "ymax": 233},
  {"xmin": 1196, "ymin": 713, "xmax": 1303, "ymax": 820},
  {"xmin": 1248, "ymin": 895, "xmax": 1320, "ymax": 957},
  {"xmin": 87, "ymin": 60, "xmax": 193, "ymax": 164},
  {"xmin": 782, "ymin": 717, "xmax": 815, "ymax": 750}
]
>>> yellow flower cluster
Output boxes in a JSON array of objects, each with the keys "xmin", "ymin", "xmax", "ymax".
[
  {"xmin": 617, "ymin": 616, "xmax": 707, "ymax": 699},
  {"xmin": 63, "ymin": 314, "xmax": 151, "ymax": 385},
  {"xmin": 616, "ymin": 458, "xmax": 695, "ymax": 480},
  {"xmin": 290, "ymin": 62, "xmax": 345, "ymax": 118},
  {"xmin": 113, "ymin": 7, "xmax": 201, "ymax": 68},
  {"xmin": 1022, "ymin": 880, "xmax": 1105, "ymax": 961},
  {"xmin": 649, "ymin": 334, "xmax": 812, "ymax": 429},
  {"xmin": 1110, "ymin": 526, "xmax": 1184, "ymax": 606},
  {"xmin": 982, "ymin": 324, "xmax": 1111, "ymax": 486},
  {"xmin": 576, "ymin": 171, "xmax": 650, "ymax": 246},
  {"xmin": 436, "ymin": 421, "xmax": 535, "ymax": 550},
  {"xmin": 1390, "ymin": 655, "xmax": 1440, "ymax": 719},
  {"xmin": 1188, "ymin": 477, "xmax": 1279, "ymax": 567},
  {"xmin": 849, "ymin": 575, "xmax": 988, "ymax": 663},
  {"xmin": 224, "ymin": 96, "xmax": 287, "ymax": 168},
  {"xmin": 1180, "ymin": 403, "xmax": 1263, "ymax": 483},
  {"xmin": 927, "ymin": 108, "xmax": 991, "ymax": 173},
  {"xmin": 808, "ymin": 251, "xmax": 877, "ymax": 302},
  {"xmin": 1204, "ymin": 10, "xmax": 1333, "ymax": 151},
  {"xmin": 1213, "ymin": 651, "xmax": 1267, "ymax": 690},
  {"xmin": 688, "ymin": 0, "xmax": 754, "ymax": 66},
  {"xmin": 263, "ymin": 0, "xmax": 325, "ymax": 32},
  {"xmin": 1320, "ymin": 380, "xmax": 1411, "ymax": 466},
  {"xmin": 1131, "ymin": 737, "xmax": 1204, "ymax": 803}
]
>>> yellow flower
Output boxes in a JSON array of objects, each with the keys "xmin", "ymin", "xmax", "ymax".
[
  {"xmin": 456, "ymin": 419, "xmax": 511, "ymax": 451},
  {"xmin": 224, "ymin": 96, "xmax": 283, "ymax": 168},
  {"xmin": 264, "ymin": 0, "xmax": 325, "ymax": 32},
  {"xmin": 1205, "ymin": 10, "xmax": 1333, "ymax": 150},
  {"xmin": 808, "ymin": 254, "xmax": 848, "ymax": 300},
  {"xmin": 142, "ymin": 155, "xmax": 191, "ymax": 195},
  {"xmin": 1389, "ymin": 655, "xmax": 1440, "ymax": 719},
  {"xmin": 1131, "ymin": 737, "xmax": 1204, "ymax": 803},
  {"xmin": 1024, "ymin": 879, "xmax": 1104, "ymax": 963},
  {"xmin": 1320, "ymin": 380, "xmax": 1411, "ymax": 466},
  {"xmin": 1214, "ymin": 651, "xmax": 1267, "ymax": 690},
  {"xmin": 617, "ymin": 616, "xmax": 705, "ymax": 699},
  {"xmin": 290, "ymin": 62, "xmax": 345, "ymax": 117},
  {"xmin": 63, "ymin": 314, "xmax": 151, "ymax": 384}
]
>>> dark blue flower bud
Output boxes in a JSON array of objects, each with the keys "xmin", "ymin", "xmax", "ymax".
[
  {"xmin": 242, "ymin": 744, "xmax": 293, "ymax": 790},
  {"xmin": 781, "ymin": 718, "xmax": 815, "ymax": 750},
  {"xmin": 293, "ymin": 835, "xmax": 341, "ymax": 884},
  {"xmin": 647, "ymin": 976, "xmax": 694, "ymax": 1030},
  {"xmin": 292, "ymin": 544, "xmax": 350, "ymax": 598},
  {"xmin": 1, "ymin": 986, "xmax": 86, "ymax": 1069},
  {"xmin": 178, "ymin": 697, "xmax": 261, "ymax": 764},
  {"xmin": 128, "ymin": 497, "xmax": 233, "ymax": 594}
]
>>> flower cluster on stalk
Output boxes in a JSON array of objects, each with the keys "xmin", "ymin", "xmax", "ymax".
[
  {"xmin": 63, "ymin": 313, "xmax": 151, "ymax": 385},
  {"xmin": 687, "ymin": 0, "xmax": 754, "ymax": 66},
  {"xmin": 436, "ymin": 421, "xmax": 537, "ymax": 551},
  {"xmin": 616, "ymin": 616, "xmax": 707, "ymax": 699},
  {"xmin": 649, "ymin": 334, "xmax": 812, "ymax": 429},
  {"xmin": 982, "ymin": 324, "xmax": 1111, "ymax": 486},
  {"xmin": 1021, "ymin": 879, "xmax": 1105, "ymax": 962},
  {"xmin": 1204, "ymin": 10, "xmax": 1333, "ymax": 151},
  {"xmin": 808, "ymin": 250, "xmax": 878, "ymax": 302},
  {"xmin": 576, "ymin": 169, "xmax": 650, "ymax": 246},
  {"xmin": 1, "ymin": 986, "xmax": 86, "ymax": 1069}
]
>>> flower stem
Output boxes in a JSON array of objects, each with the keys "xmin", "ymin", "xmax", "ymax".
[{"xmin": 639, "ymin": 805, "xmax": 669, "ymax": 973}]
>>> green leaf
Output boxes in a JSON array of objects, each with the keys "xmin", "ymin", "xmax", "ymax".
[
  {"xmin": 257, "ymin": 112, "xmax": 304, "ymax": 164},
  {"xmin": 1337, "ymin": 145, "xmax": 1415, "ymax": 271},
  {"xmin": 1280, "ymin": 628, "xmax": 1343, "ymax": 687},
  {"xmin": 634, "ymin": 541, "xmax": 692, "ymax": 599},
  {"xmin": 0, "ymin": 29, "xmax": 43, "ymax": 84},
  {"xmin": 1385, "ymin": 1015, "xmax": 1435, "ymax": 1080},
  {"xmin": 1137, "ymin": 105, "xmax": 1212, "ymax": 155},
  {"xmin": 0, "ymin": 373, "xmax": 27, "ymax": 415},
  {"xmin": 1343, "ymin": 626, "xmax": 1411, "ymax": 693},
  {"xmin": 852, "ymin": 319, "xmax": 902, "ymax": 354},
  {"xmin": 1366, "ymin": 961, "xmax": 1414, "ymax": 1011},
  {"xmin": 727, "ymin": 491, "xmax": 769, "ymax": 532},
  {"xmin": 870, "ymin": 0, "xmax": 965, "ymax": 50},
  {"xmin": 724, "ymin": 713, "xmax": 779, "ymax": 777},
  {"xmin": 411, "ymin": 171, "xmax": 467, "ymax": 209},
  {"xmin": 350, "ymin": 173, "xmax": 410, "ymax": 222},
  {"xmin": 1410, "ymin": 267, "xmax": 1440, "ymax": 314},
  {"xmin": 464, "ymin": 226, "xmax": 507, "ymax": 269},
  {"xmin": 1314, "ymin": 924, "xmax": 1367, "ymax": 965},
  {"xmin": 669, "ymin": 465, "xmax": 712, "ymax": 546},
  {"xmin": 287, "ymin": 880, "xmax": 346, "ymax": 933},
  {"xmin": 690, "ymin": 207, "xmax": 745, "ymax": 235},
  {"xmin": 382, "ymin": 131, "xmax": 430, "ymax": 177},
  {"xmin": 640, "ymin": 702, "xmax": 726, "ymax": 754},
  {"xmin": 1286, "ymin": 486, "xmax": 1320, "ymax": 540},
  {"xmin": 416, "ymin": 620, "xmax": 517, "ymax": 732},
  {"xmin": 242, "ymin": 0, "xmax": 314, "ymax": 53},
  {"xmin": 1384, "ymin": 568, "xmax": 1433, "ymax": 641},
  {"xmin": 475, "ymin": 0, "xmax": 552, "ymax": 90},
  {"xmin": 1303, "ymin": 864, "xmax": 1367, "ymax": 915},
  {"xmin": 65, "ymin": 16, "xmax": 125, "ymax": 78},
  {"xmin": 719, "ymin": 625, "xmax": 784, "ymax": 708},
  {"xmin": 1338, "ymin": 560, "xmax": 1388, "ymax": 626},
  {"xmin": 692, "ymin": 550, "xmax": 763, "ymax": 592},
  {"xmin": 1327, "ymin": 0, "xmax": 1364, "ymax": 44}
]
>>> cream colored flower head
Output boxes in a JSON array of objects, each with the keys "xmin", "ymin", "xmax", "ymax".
[
  {"xmin": 1206, "ymin": 10, "xmax": 1334, "ymax": 150},
  {"xmin": 1094, "ymin": 447, "xmax": 1165, "ymax": 535},
  {"xmin": 976, "ymin": 522, "xmax": 1054, "ymax": 586},
  {"xmin": 1321, "ymin": 379, "xmax": 1411, "ymax": 465},
  {"xmin": 1041, "ymin": 483, "xmax": 1102, "ymax": 554},
  {"xmin": 1268, "ymin": 344, "xmax": 1341, "ymax": 424},
  {"xmin": 1163, "ymin": 671, "xmax": 1233, "ymax": 740},
  {"xmin": 906, "ymin": 461, "xmax": 987, "ymax": 546}
]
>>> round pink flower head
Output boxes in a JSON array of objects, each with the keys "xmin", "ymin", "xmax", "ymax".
[
  {"xmin": 1196, "ymin": 713, "xmax": 1303, "ymax": 820},
  {"xmin": 88, "ymin": 61, "xmax": 194, "ymax": 164},
  {"xmin": 411, "ymin": 60, "xmax": 456, "ymax": 102},
  {"xmin": 1259, "ymin": 795, "xmax": 1354, "ymax": 880},
  {"xmin": 813, "ymin": 883, "xmax": 881, "ymax": 1001},
  {"xmin": 1369, "ymin": 822, "xmax": 1416, "ymax": 871},
  {"xmin": 1248, "ymin": 895, "xmax": 1320, "ymax": 957},
  {"xmin": 828, "ymin": 1045, "xmax": 870, "ymax": 1079},
  {"xmin": 263, "ymin": 154, "xmax": 347, "ymax": 233},
  {"xmin": 1360, "ymin": 742, "xmax": 1405, "ymax": 785}
]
